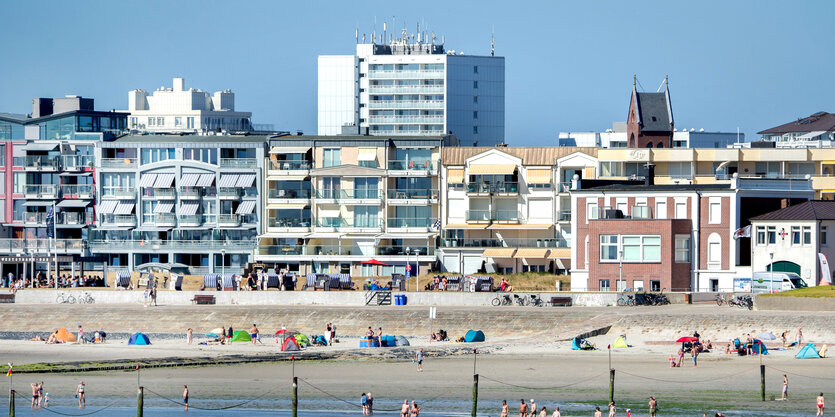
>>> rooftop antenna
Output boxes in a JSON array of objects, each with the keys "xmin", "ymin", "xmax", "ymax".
[
  {"xmin": 383, "ymin": 22, "xmax": 386, "ymax": 44},
  {"xmin": 355, "ymin": 25, "xmax": 359, "ymax": 44},
  {"xmin": 491, "ymin": 25, "xmax": 495, "ymax": 56},
  {"xmin": 633, "ymin": 74, "xmax": 637, "ymax": 89},
  {"xmin": 432, "ymin": 31, "xmax": 436, "ymax": 45},
  {"xmin": 373, "ymin": 16, "xmax": 377, "ymax": 44},
  {"xmin": 417, "ymin": 22, "xmax": 420, "ymax": 43}
]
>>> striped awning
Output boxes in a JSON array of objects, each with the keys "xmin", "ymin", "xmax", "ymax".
[
  {"xmin": 197, "ymin": 174, "xmax": 215, "ymax": 187},
  {"xmin": 468, "ymin": 164, "xmax": 516, "ymax": 175},
  {"xmin": 236, "ymin": 200, "xmax": 256, "ymax": 214},
  {"xmin": 154, "ymin": 173, "xmax": 175, "ymax": 188},
  {"xmin": 447, "ymin": 168, "xmax": 464, "ymax": 184},
  {"xmin": 139, "ymin": 174, "xmax": 157, "ymax": 188},
  {"xmin": 153, "ymin": 202, "xmax": 174, "ymax": 213},
  {"xmin": 236, "ymin": 174, "xmax": 256, "ymax": 188},
  {"xmin": 113, "ymin": 201, "xmax": 135, "ymax": 215},
  {"xmin": 180, "ymin": 174, "xmax": 199, "ymax": 187},
  {"xmin": 444, "ymin": 223, "xmax": 487, "ymax": 230},
  {"xmin": 515, "ymin": 248, "xmax": 549, "ymax": 258},
  {"xmin": 219, "ymin": 175, "xmax": 239, "ymax": 187},
  {"xmin": 482, "ymin": 248, "xmax": 517, "ymax": 258},
  {"xmin": 526, "ymin": 169, "xmax": 552, "ymax": 184},
  {"xmin": 98, "ymin": 200, "xmax": 118, "ymax": 214},
  {"xmin": 488, "ymin": 224, "xmax": 553, "ymax": 230},
  {"xmin": 548, "ymin": 248, "xmax": 572, "ymax": 259},
  {"xmin": 180, "ymin": 201, "xmax": 199, "ymax": 216}
]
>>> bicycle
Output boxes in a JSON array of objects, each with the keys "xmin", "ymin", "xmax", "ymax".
[
  {"xmin": 491, "ymin": 293, "xmax": 512, "ymax": 306},
  {"xmin": 617, "ymin": 293, "xmax": 635, "ymax": 306},
  {"xmin": 715, "ymin": 293, "xmax": 725, "ymax": 306},
  {"xmin": 56, "ymin": 292, "xmax": 76, "ymax": 304},
  {"xmin": 513, "ymin": 294, "xmax": 528, "ymax": 306},
  {"xmin": 528, "ymin": 294, "xmax": 544, "ymax": 307},
  {"xmin": 77, "ymin": 292, "xmax": 95, "ymax": 304}
]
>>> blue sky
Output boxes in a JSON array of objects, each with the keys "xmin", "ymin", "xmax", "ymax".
[{"xmin": 1, "ymin": 0, "xmax": 832, "ymax": 145}]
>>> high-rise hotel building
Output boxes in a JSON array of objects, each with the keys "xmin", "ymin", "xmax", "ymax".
[{"xmin": 318, "ymin": 27, "xmax": 504, "ymax": 146}]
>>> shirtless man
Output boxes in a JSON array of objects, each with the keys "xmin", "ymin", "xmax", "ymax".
[
  {"xmin": 519, "ymin": 399, "xmax": 528, "ymax": 417},
  {"xmin": 30, "ymin": 383, "xmax": 39, "ymax": 408},
  {"xmin": 501, "ymin": 400, "xmax": 509, "ymax": 417},
  {"xmin": 817, "ymin": 393, "xmax": 825, "ymax": 416},
  {"xmin": 400, "ymin": 400, "xmax": 410, "ymax": 417},
  {"xmin": 608, "ymin": 401, "xmax": 617, "ymax": 417},
  {"xmin": 529, "ymin": 399, "xmax": 537, "ymax": 417},
  {"xmin": 251, "ymin": 324, "xmax": 262, "ymax": 344},
  {"xmin": 594, "ymin": 406, "xmax": 602, "ymax": 417},
  {"xmin": 649, "ymin": 396, "xmax": 658, "ymax": 417},
  {"xmin": 410, "ymin": 400, "xmax": 420, "ymax": 416},
  {"xmin": 183, "ymin": 385, "xmax": 189, "ymax": 411}
]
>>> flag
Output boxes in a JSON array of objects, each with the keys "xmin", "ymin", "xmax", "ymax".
[
  {"xmin": 6, "ymin": 367, "xmax": 11, "ymax": 377},
  {"xmin": 46, "ymin": 207, "xmax": 55, "ymax": 238},
  {"xmin": 819, "ymin": 253, "xmax": 832, "ymax": 285},
  {"xmin": 432, "ymin": 219, "xmax": 441, "ymax": 230},
  {"xmin": 733, "ymin": 225, "xmax": 751, "ymax": 240}
]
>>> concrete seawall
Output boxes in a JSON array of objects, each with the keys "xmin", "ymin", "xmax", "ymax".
[{"xmin": 755, "ymin": 295, "xmax": 835, "ymax": 312}]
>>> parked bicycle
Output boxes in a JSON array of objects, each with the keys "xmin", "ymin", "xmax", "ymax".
[
  {"xmin": 528, "ymin": 294, "xmax": 544, "ymax": 307},
  {"xmin": 56, "ymin": 292, "xmax": 76, "ymax": 304},
  {"xmin": 617, "ymin": 293, "xmax": 635, "ymax": 306},
  {"xmin": 491, "ymin": 293, "xmax": 513, "ymax": 306},
  {"xmin": 715, "ymin": 293, "xmax": 726, "ymax": 306},
  {"xmin": 728, "ymin": 295, "xmax": 753, "ymax": 310},
  {"xmin": 77, "ymin": 292, "xmax": 95, "ymax": 304}
]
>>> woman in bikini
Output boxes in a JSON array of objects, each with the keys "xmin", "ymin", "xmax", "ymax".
[
  {"xmin": 410, "ymin": 400, "xmax": 421, "ymax": 416},
  {"xmin": 501, "ymin": 400, "xmax": 509, "ymax": 417}
]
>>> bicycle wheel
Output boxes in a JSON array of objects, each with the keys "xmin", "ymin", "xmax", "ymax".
[
  {"xmin": 87, "ymin": 296, "xmax": 95, "ymax": 304},
  {"xmin": 56, "ymin": 296, "xmax": 64, "ymax": 304},
  {"xmin": 627, "ymin": 297, "xmax": 635, "ymax": 306},
  {"xmin": 491, "ymin": 297, "xmax": 501, "ymax": 307},
  {"xmin": 67, "ymin": 295, "xmax": 76, "ymax": 304},
  {"xmin": 617, "ymin": 298, "xmax": 626, "ymax": 306},
  {"xmin": 716, "ymin": 297, "xmax": 724, "ymax": 306}
]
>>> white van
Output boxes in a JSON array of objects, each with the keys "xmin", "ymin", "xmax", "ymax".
[{"xmin": 751, "ymin": 272, "xmax": 808, "ymax": 293}]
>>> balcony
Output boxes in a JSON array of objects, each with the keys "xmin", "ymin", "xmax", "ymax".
[
  {"xmin": 22, "ymin": 212, "xmax": 48, "ymax": 225},
  {"xmin": 0, "ymin": 238, "xmax": 83, "ymax": 254},
  {"xmin": 368, "ymin": 85, "xmax": 444, "ymax": 94},
  {"xmin": 218, "ymin": 214, "xmax": 241, "ymax": 227},
  {"xmin": 465, "ymin": 210, "xmax": 524, "ymax": 223},
  {"xmin": 217, "ymin": 187, "xmax": 241, "ymax": 199},
  {"xmin": 315, "ymin": 217, "xmax": 348, "ymax": 230},
  {"xmin": 179, "ymin": 187, "xmax": 202, "ymax": 199},
  {"xmin": 147, "ymin": 213, "xmax": 177, "ymax": 227},
  {"xmin": 255, "ymin": 245, "xmax": 305, "ymax": 256},
  {"xmin": 441, "ymin": 238, "xmax": 569, "ymax": 248},
  {"xmin": 558, "ymin": 210, "xmax": 572, "ymax": 222},
  {"xmin": 100, "ymin": 214, "xmax": 137, "ymax": 227},
  {"xmin": 144, "ymin": 188, "xmax": 176, "ymax": 200},
  {"xmin": 367, "ymin": 115, "xmax": 444, "ymax": 124},
  {"xmin": 371, "ymin": 130, "xmax": 444, "ymax": 137},
  {"xmin": 23, "ymin": 156, "xmax": 60, "ymax": 171},
  {"xmin": 314, "ymin": 189, "xmax": 382, "ymax": 204},
  {"xmin": 61, "ymin": 155, "xmax": 94, "ymax": 170},
  {"xmin": 368, "ymin": 100, "xmax": 445, "ymax": 110},
  {"xmin": 220, "ymin": 158, "xmax": 257, "ymax": 168},
  {"xmin": 268, "ymin": 217, "xmax": 312, "ymax": 230},
  {"xmin": 268, "ymin": 160, "xmax": 311, "ymax": 175},
  {"xmin": 178, "ymin": 214, "xmax": 204, "ymax": 227},
  {"xmin": 88, "ymin": 239, "xmax": 254, "ymax": 252},
  {"xmin": 387, "ymin": 217, "xmax": 435, "ymax": 230},
  {"xmin": 269, "ymin": 189, "xmax": 312, "ymax": 203},
  {"xmin": 466, "ymin": 182, "xmax": 519, "ymax": 195},
  {"xmin": 592, "ymin": 206, "xmax": 655, "ymax": 220},
  {"xmin": 102, "ymin": 187, "xmax": 136, "ymax": 199},
  {"xmin": 367, "ymin": 70, "xmax": 444, "ymax": 79},
  {"xmin": 466, "ymin": 210, "xmax": 491, "ymax": 223},
  {"xmin": 60, "ymin": 184, "xmax": 95, "ymax": 199},
  {"xmin": 56, "ymin": 212, "xmax": 94, "ymax": 226},
  {"xmin": 100, "ymin": 158, "xmax": 137, "ymax": 168},
  {"xmin": 387, "ymin": 160, "xmax": 436, "ymax": 174},
  {"xmin": 386, "ymin": 189, "xmax": 439, "ymax": 205},
  {"xmin": 24, "ymin": 184, "xmax": 58, "ymax": 199}
]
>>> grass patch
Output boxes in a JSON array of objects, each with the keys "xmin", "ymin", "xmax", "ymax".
[{"xmin": 759, "ymin": 286, "xmax": 835, "ymax": 298}]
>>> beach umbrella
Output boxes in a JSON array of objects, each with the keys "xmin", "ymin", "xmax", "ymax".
[
  {"xmin": 275, "ymin": 329, "xmax": 298, "ymax": 335},
  {"xmin": 361, "ymin": 259, "xmax": 387, "ymax": 266},
  {"xmin": 757, "ymin": 332, "xmax": 777, "ymax": 340},
  {"xmin": 676, "ymin": 336, "xmax": 699, "ymax": 343}
]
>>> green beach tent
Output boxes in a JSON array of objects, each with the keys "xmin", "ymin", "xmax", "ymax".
[
  {"xmin": 294, "ymin": 334, "xmax": 310, "ymax": 347},
  {"xmin": 795, "ymin": 343, "xmax": 821, "ymax": 359},
  {"xmin": 613, "ymin": 336, "xmax": 628, "ymax": 348},
  {"xmin": 231, "ymin": 330, "xmax": 251, "ymax": 343}
]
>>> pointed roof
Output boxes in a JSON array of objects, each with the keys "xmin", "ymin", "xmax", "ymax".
[
  {"xmin": 751, "ymin": 200, "xmax": 835, "ymax": 221},
  {"xmin": 630, "ymin": 77, "xmax": 674, "ymax": 132}
]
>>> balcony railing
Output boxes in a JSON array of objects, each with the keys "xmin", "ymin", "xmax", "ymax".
[
  {"xmin": 217, "ymin": 188, "xmax": 241, "ymax": 199},
  {"xmin": 178, "ymin": 214, "xmax": 204, "ymax": 226},
  {"xmin": 22, "ymin": 212, "xmax": 48, "ymax": 225},
  {"xmin": 371, "ymin": 130, "xmax": 444, "ymax": 137},
  {"xmin": 0, "ymin": 238, "xmax": 84, "ymax": 254},
  {"xmin": 368, "ymin": 100, "xmax": 445, "ymax": 110},
  {"xmin": 367, "ymin": 70, "xmax": 444, "ymax": 79},
  {"xmin": 146, "ymin": 213, "xmax": 177, "ymax": 226},
  {"xmin": 88, "ymin": 240, "xmax": 254, "ymax": 252},
  {"xmin": 316, "ymin": 218, "xmax": 348, "ymax": 228},
  {"xmin": 142, "ymin": 188, "xmax": 176, "ymax": 199},
  {"xmin": 465, "ymin": 210, "xmax": 524, "ymax": 222},
  {"xmin": 268, "ymin": 218, "xmax": 312, "ymax": 228},
  {"xmin": 386, "ymin": 189, "xmax": 439, "ymax": 200},
  {"xmin": 269, "ymin": 189, "xmax": 312, "ymax": 199},
  {"xmin": 387, "ymin": 218, "xmax": 434, "ymax": 228},
  {"xmin": 558, "ymin": 210, "xmax": 572, "ymax": 221},
  {"xmin": 387, "ymin": 160, "xmax": 436, "ymax": 171},
  {"xmin": 100, "ymin": 214, "xmax": 137, "ymax": 226},
  {"xmin": 268, "ymin": 160, "xmax": 312, "ymax": 171},
  {"xmin": 61, "ymin": 155, "xmax": 95, "ymax": 170},
  {"xmin": 466, "ymin": 210, "xmax": 491, "ymax": 222},
  {"xmin": 102, "ymin": 187, "xmax": 136, "ymax": 199},
  {"xmin": 467, "ymin": 182, "xmax": 519, "ymax": 194},
  {"xmin": 255, "ymin": 245, "xmax": 305, "ymax": 256},
  {"xmin": 24, "ymin": 184, "xmax": 58, "ymax": 198},
  {"xmin": 56, "ymin": 212, "xmax": 94, "ymax": 225},
  {"xmin": 368, "ymin": 85, "xmax": 444, "ymax": 94},
  {"xmin": 220, "ymin": 158, "xmax": 257, "ymax": 168},
  {"xmin": 218, "ymin": 214, "xmax": 242, "ymax": 226},
  {"xmin": 100, "ymin": 158, "xmax": 137, "ymax": 168},
  {"xmin": 367, "ymin": 115, "xmax": 444, "ymax": 124},
  {"xmin": 23, "ymin": 156, "xmax": 60, "ymax": 170},
  {"xmin": 441, "ymin": 238, "xmax": 569, "ymax": 248},
  {"xmin": 178, "ymin": 187, "xmax": 202, "ymax": 199},
  {"xmin": 307, "ymin": 245, "xmax": 434, "ymax": 256},
  {"xmin": 315, "ymin": 189, "xmax": 381, "ymax": 200},
  {"xmin": 60, "ymin": 184, "xmax": 94, "ymax": 198}
]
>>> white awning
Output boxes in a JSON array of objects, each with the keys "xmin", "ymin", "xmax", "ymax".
[
  {"xmin": 219, "ymin": 175, "xmax": 239, "ymax": 187},
  {"xmin": 269, "ymin": 146, "xmax": 311, "ymax": 154},
  {"xmin": 358, "ymin": 148, "xmax": 377, "ymax": 161},
  {"xmin": 179, "ymin": 201, "xmax": 199, "ymax": 215},
  {"xmin": 98, "ymin": 200, "xmax": 118, "ymax": 214},
  {"xmin": 236, "ymin": 174, "xmax": 256, "ymax": 187},
  {"xmin": 23, "ymin": 201, "xmax": 53, "ymax": 207},
  {"xmin": 154, "ymin": 173, "xmax": 175, "ymax": 188},
  {"xmin": 135, "ymin": 226, "xmax": 172, "ymax": 232},
  {"xmin": 797, "ymin": 131, "xmax": 827, "ymax": 140},
  {"xmin": 197, "ymin": 174, "xmax": 215, "ymax": 187},
  {"xmin": 180, "ymin": 174, "xmax": 199, "ymax": 187},
  {"xmin": 59, "ymin": 172, "xmax": 92, "ymax": 177},
  {"xmin": 57, "ymin": 200, "xmax": 91, "ymax": 208},
  {"xmin": 113, "ymin": 201, "xmax": 135, "ymax": 215},
  {"xmin": 235, "ymin": 200, "xmax": 256, "ymax": 214},
  {"xmin": 153, "ymin": 202, "xmax": 174, "ymax": 213},
  {"xmin": 23, "ymin": 142, "xmax": 59, "ymax": 151},
  {"xmin": 139, "ymin": 174, "xmax": 158, "ymax": 188}
]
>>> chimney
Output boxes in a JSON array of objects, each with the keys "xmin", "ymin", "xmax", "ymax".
[
  {"xmin": 644, "ymin": 163, "xmax": 655, "ymax": 186},
  {"xmin": 173, "ymin": 77, "xmax": 185, "ymax": 92}
]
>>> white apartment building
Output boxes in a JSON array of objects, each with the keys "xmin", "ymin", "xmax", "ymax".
[
  {"xmin": 318, "ymin": 28, "xmax": 504, "ymax": 146},
  {"xmin": 558, "ymin": 123, "xmax": 743, "ymax": 148},
  {"xmin": 755, "ymin": 112, "xmax": 835, "ymax": 148},
  {"xmin": 126, "ymin": 77, "xmax": 252, "ymax": 134}
]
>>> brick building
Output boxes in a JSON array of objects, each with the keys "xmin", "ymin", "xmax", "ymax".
[{"xmin": 626, "ymin": 76, "xmax": 673, "ymax": 149}]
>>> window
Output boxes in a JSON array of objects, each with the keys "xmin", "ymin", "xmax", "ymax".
[
  {"xmin": 156, "ymin": 117, "xmax": 164, "ymax": 126},
  {"xmin": 473, "ymin": 96, "xmax": 478, "ymax": 104},
  {"xmin": 130, "ymin": 117, "xmax": 137, "ymax": 127},
  {"xmin": 183, "ymin": 148, "xmax": 217, "ymax": 164},
  {"xmin": 187, "ymin": 117, "xmax": 194, "ymax": 129},
  {"xmin": 473, "ymin": 81, "xmax": 478, "ymax": 89},
  {"xmin": 755, "ymin": 161, "xmax": 781, "ymax": 178},
  {"xmin": 803, "ymin": 226, "xmax": 811, "ymax": 244},
  {"xmin": 599, "ymin": 279, "xmax": 610, "ymax": 292},
  {"xmin": 655, "ymin": 200, "xmax": 667, "ymax": 219},
  {"xmin": 791, "ymin": 226, "xmax": 801, "ymax": 245},
  {"xmin": 650, "ymin": 280, "xmax": 661, "ymax": 292},
  {"xmin": 472, "ymin": 126, "xmax": 478, "ymax": 134},
  {"xmin": 767, "ymin": 226, "xmax": 776, "ymax": 244},
  {"xmin": 175, "ymin": 117, "xmax": 182, "ymax": 127},
  {"xmin": 473, "ymin": 65, "xmax": 478, "ymax": 74},
  {"xmin": 675, "ymin": 234, "xmax": 691, "ymax": 263},
  {"xmin": 13, "ymin": 172, "xmax": 25, "ymax": 194},
  {"xmin": 0, "ymin": 144, "xmax": 4, "ymax": 167},
  {"xmin": 709, "ymin": 201, "xmax": 721, "ymax": 224},
  {"xmin": 140, "ymin": 148, "xmax": 175, "ymax": 164},
  {"xmin": 148, "ymin": 117, "xmax": 155, "ymax": 126},
  {"xmin": 600, "ymin": 235, "xmax": 619, "ymax": 261},
  {"xmin": 473, "ymin": 111, "xmax": 478, "ymax": 119},
  {"xmin": 353, "ymin": 177, "xmax": 378, "ymax": 199},
  {"xmin": 822, "ymin": 226, "xmax": 828, "ymax": 246},
  {"xmin": 707, "ymin": 233, "xmax": 721, "ymax": 269},
  {"xmin": 353, "ymin": 206, "xmax": 379, "ymax": 228},
  {"xmin": 675, "ymin": 201, "xmax": 687, "ymax": 219},
  {"xmin": 616, "ymin": 201, "xmax": 628, "ymax": 216},
  {"xmin": 587, "ymin": 202, "xmax": 598, "ymax": 222},
  {"xmin": 633, "ymin": 280, "xmax": 644, "ymax": 291},
  {"xmin": 757, "ymin": 226, "xmax": 766, "ymax": 245},
  {"xmin": 323, "ymin": 148, "xmax": 341, "ymax": 167},
  {"xmin": 667, "ymin": 162, "xmax": 692, "ymax": 178},
  {"xmin": 601, "ymin": 235, "xmax": 661, "ymax": 263}
]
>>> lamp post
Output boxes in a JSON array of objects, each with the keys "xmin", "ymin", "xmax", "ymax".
[
  {"xmin": 221, "ymin": 248, "xmax": 226, "ymax": 283},
  {"xmin": 406, "ymin": 246, "xmax": 411, "ymax": 288},
  {"xmin": 618, "ymin": 249, "xmax": 624, "ymax": 292},
  {"xmin": 769, "ymin": 251, "xmax": 774, "ymax": 294},
  {"xmin": 414, "ymin": 248, "xmax": 421, "ymax": 292}
]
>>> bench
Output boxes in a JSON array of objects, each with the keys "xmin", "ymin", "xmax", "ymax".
[
  {"xmin": 0, "ymin": 294, "xmax": 15, "ymax": 303},
  {"xmin": 549, "ymin": 296, "xmax": 572, "ymax": 307},
  {"xmin": 191, "ymin": 294, "xmax": 215, "ymax": 305}
]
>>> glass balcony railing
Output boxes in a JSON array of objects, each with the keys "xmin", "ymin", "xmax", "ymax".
[
  {"xmin": 466, "ymin": 182, "xmax": 519, "ymax": 194},
  {"xmin": 102, "ymin": 187, "xmax": 136, "ymax": 199},
  {"xmin": 178, "ymin": 187, "xmax": 202, "ymax": 198},
  {"xmin": 368, "ymin": 100, "xmax": 445, "ymax": 110},
  {"xmin": 466, "ymin": 210, "xmax": 491, "ymax": 222},
  {"xmin": 60, "ymin": 184, "xmax": 94, "ymax": 198},
  {"xmin": 368, "ymin": 85, "xmax": 444, "ymax": 94},
  {"xmin": 268, "ymin": 160, "xmax": 311, "ymax": 171},
  {"xmin": 178, "ymin": 214, "xmax": 204, "ymax": 226},
  {"xmin": 22, "ymin": 212, "xmax": 47, "ymax": 224},
  {"xmin": 465, "ymin": 210, "xmax": 524, "ymax": 222},
  {"xmin": 146, "ymin": 213, "xmax": 176, "ymax": 226},
  {"xmin": 217, "ymin": 188, "xmax": 241, "ymax": 198},
  {"xmin": 218, "ymin": 214, "xmax": 242, "ymax": 226},
  {"xmin": 61, "ymin": 155, "xmax": 95, "ymax": 170},
  {"xmin": 441, "ymin": 238, "xmax": 569, "ymax": 248},
  {"xmin": 316, "ymin": 218, "xmax": 348, "ymax": 228},
  {"xmin": 315, "ymin": 189, "xmax": 381, "ymax": 199},
  {"xmin": 268, "ymin": 218, "xmax": 312, "ymax": 228},
  {"xmin": 220, "ymin": 158, "xmax": 257, "ymax": 168},
  {"xmin": 387, "ymin": 218, "xmax": 434, "ymax": 228},
  {"xmin": 367, "ymin": 70, "xmax": 444, "ymax": 79},
  {"xmin": 24, "ymin": 184, "xmax": 58, "ymax": 198},
  {"xmin": 368, "ymin": 115, "xmax": 445, "ymax": 124},
  {"xmin": 558, "ymin": 210, "xmax": 572, "ymax": 221},
  {"xmin": 100, "ymin": 214, "xmax": 137, "ymax": 226},
  {"xmin": 88, "ymin": 240, "xmax": 254, "ymax": 252},
  {"xmin": 269, "ymin": 189, "xmax": 312, "ymax": 199},
  {"xmin": 255, "ymin": 245, "xmax": 305, "ymax": 255},
  {"xmin": 0, "ymin": 238, "xmax": 84, "ymax": 253},
  {"xmin": 142, "ymin": 188, "xmax": 176, "ymax": 199},
  {"xmin": 23, "ymin": 155, "xmax": 60, "ymax": 170},
  {"xmin": 256, "ymin": 244, "xmax": 436, "ymax": 257},
  {"xmin": 101, "ymin": 158, "xmax": 137, "ymax": 168},
  {"xmin": 386, "ymin": 189, "xmax": 439, "ymax": 199},
  {"xmin": 371, "ymin": 130, "xmax": 444, "ymax": 137},
  {"xmin": 56, "ymin": 212, "xmax": 94, "ymax": 225},
  {"xmin": 387, "ymin": 160, "xmax": 435, "ymax": 171}
]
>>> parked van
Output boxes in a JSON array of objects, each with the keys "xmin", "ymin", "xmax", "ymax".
[{"xmin": 751, "ymin": 272, "xmax": 808, "ymax": 293}]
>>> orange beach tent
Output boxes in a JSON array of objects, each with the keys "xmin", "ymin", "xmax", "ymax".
[{"xmin": 54, "ymin": 328, "xmax": 77, "ymax": 343}]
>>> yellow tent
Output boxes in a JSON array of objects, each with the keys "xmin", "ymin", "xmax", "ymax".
[{"xmin": 613, "ymin": 336, "xmax": 628, "ymax": 348}]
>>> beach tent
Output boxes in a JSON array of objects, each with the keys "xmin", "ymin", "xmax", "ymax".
[
  {"xmin": 54, "ymin": 328, "xmax": 77, "ymax": 343},
  {"xmin": 128, "ymin": 333, "xmax": 151, "ymax": 345},
  {"xmin": 381, "ymin": 335, "xmax": 396, "ymax": 347},
  {"xmin": 294, "ymin": 334, "xmax": 310, "ymax": 347},
  {"xmin": 613, "ymin": 336, "xmax": 629, "ymax": 348},
  {"xmin": 281, "ymin": 337, "xmax": 300, "ymax": 351},
  {"xmin": 572, "ymin": 337, "xmax": 595, "ymax": 350},
  {"xmin": 464, "ymin": 330, "xmax": 485, "ymax": 343},
  {"xmin": 231, "ymin": 331, "xmax": 251, "ymax": 343},
  {"xmin": 795, "ymin": 343, "xmax": 821, "ymax": 359},
  {"xmin": 751, "ymin": 339, "xmax": 768, "ymax": 355},
  {"xmin": 395, "ymin": 336, "xmax": 410, "ymax": 347}
]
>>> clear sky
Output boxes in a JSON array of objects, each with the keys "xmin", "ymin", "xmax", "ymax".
[{"xmin": 1, "ymin": 0, "xmax": 832, "ymax": 145}]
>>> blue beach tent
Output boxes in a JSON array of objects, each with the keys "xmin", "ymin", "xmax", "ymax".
[
  {"xmin": 751, "ymin": 339, "xmax": 768, "ymax": 355},
  {"xmin": 128, "ymin": 332, "xmax": 151, "ymax": 345},
  {"xmin": 464, "ymin": 330, "xmax": 485, "ymax": 343},
  {"xmin": 795, "ymin": 343, "xmax": 821, "ymax": 359}
]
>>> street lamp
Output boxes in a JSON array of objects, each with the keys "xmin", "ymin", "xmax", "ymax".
[
  {"xmin": 221, "ymin": 248, "xmax": 226, "ymax": 285},
  {"xmin": 769, "ymin": 251, "xmax": 774, "ymax": 294},
  {"xmin": 618, "ymin": 250, "xmax": 624, "ymax": 292},
  {"xmin": 413, "ymin": 248, "xmax": 421, "ymax": 292}
]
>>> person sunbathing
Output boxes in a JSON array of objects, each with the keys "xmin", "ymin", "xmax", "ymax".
[{"xmin": 29, "ymin": 335, "xmax": 44, "ymax": 342}]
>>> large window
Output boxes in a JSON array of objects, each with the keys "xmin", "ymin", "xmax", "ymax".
[
  {"xmin": 600, "ymin": 235, "xmax": 619, "ymax": 260},
  {"xmin": 323, "ymin": 148, "xmax": 341, "ymax": 167},
  {"xmin": 184, "ymin": 148, "xmax": 217, "ymax": 164},
  {"xmin": 755, "ymin": 161, "xmax": 781, "ymax": 178},
  {"xmin": 353, "ymin": 177, "xmax": 379, "ymax": 199},
  {"xmin": 709, "ymin": 201, "xmax": 721, "ymax": 224},
  {"xmin": 675, "ymin": 234, "xmax": 691, "ymax": 263},
  {"xmin": 102, "ymin": 173, "xmax": 135, "ymax": 196},
  {"xmin": 353, "ymin": 206, "xmax": 379, "ymax": 228},
  {"xmin": 140, "ymin": 148, "xmax": 175, "ymax": 165},
  {"xmin": 600, "ymin": 235, "xmax": 661, "ymax": 263},
  {"xmin": 667, "ymin": 162, "xmax": 692, "ymax": 178},
  {"xmin": 707, "ymin": 233, "xmax": 722, "ymax": 269}
]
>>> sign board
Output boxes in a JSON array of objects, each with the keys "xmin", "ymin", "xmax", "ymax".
[
  {"xmin": 429, "ymin": 307, "xmax": 437, "ymax": 319},
  {"xmin": 733, "ymin": 277, "xmax": 752, "ymax": 293}
]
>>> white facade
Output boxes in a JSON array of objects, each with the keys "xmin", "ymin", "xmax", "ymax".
[
  {"xmin": 126, "ymin": 77, "xmax": 252, "ymax": 134},
  {"xmin": 750, "ymin": 218, "xmax": 835, "ymax": 287},
  {"xmin": 559, "ymin": 125, "xmax": 742, "ymax": 148},
  {"xmin": 317, "ymin": 36, "xmax": 505, "ymax": 146}
]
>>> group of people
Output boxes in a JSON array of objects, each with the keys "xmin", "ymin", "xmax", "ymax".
[
  {"xmin": 4, "ymin": 272, "xmax": 104, "ymax": 290},
  {"xmin": 501, "ymin": 397, "xmax": 656, "ymax": 417},
  {"xmin": 425, "ymin": 275, "xmax": 451, "ymax": 291},
  {"xmin": 429, "ymin": 329, "xmax": 448, "ymax": 342},
  {"xmin": 399, "ymin": 399, "xmax": 421, "ymax": 416},
  {"xmin": 360, "ymin": 392, "xmax": 374, "ymax": 415}
]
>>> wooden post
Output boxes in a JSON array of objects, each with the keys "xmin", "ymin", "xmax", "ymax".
[
  {"xmin": 609, "ymin": 369, "xmax": 615, "ymax": 403},
  {"xmin": 8, "ymin": 389, "xmax": 14, "ymax": 417},
  {"xmin": 472, "ymin": 374, "xmax": 478, "ymax": 417},
  {"xmin": 137, "ymin": 386, "xmax": 143, "ymax": 417},
  {"xmin": 760, "ymin": 364, "xmax": 765, "ymax": 402},
  {"xmin": 292, "ymin": 376, "xmax": 298, "ymax": 417}
]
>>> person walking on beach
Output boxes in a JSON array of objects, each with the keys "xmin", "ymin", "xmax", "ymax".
[
  {"xmin": 30, "ymin": 383, "xmax": 39, "ymax": 408},
  {"xmin": 692, "ymin": 345, "xmax": 700, "ymax": 367},
  {"xmin": 415, "ymin": 348, "xmax": 424, "ymax": 372},
  {"xmin": 817, "ymin": 393, "xmax": 825, "ymax": 416},
  {"xmin": 183, "ymin": 385, "xmax": 189, "ymax": 411},
  {"xmin": 529, "ymin": 399, "xmax": 537, "ymax": 417},
  {"xmin": 781, "ymin": 375, "xmax": 789, "ymax": 400},
  {"xmin": 594, "ymin": 406, "xmax": 602, "ymax": 417},
  {"xmin": 518, "ymin": 399, "xmax": 528, "ymax": 417},
  {"xmin": 552, "ymin": 406, "xmax": 561, "ymax": 417},
  {"xmin": 410, "ymin": 400, "xmax": 421, "ymax": 416},
  {"xmin": 501, "ymin": 400, "xmax": 509, "ymax": 417},
  {"xmin": 327, "ymin": 323, "xmax": 333, "ymax": 344},
  {"xmin": 251, "ymin": 324, "xmax": 262, "ymax": 344},
  {"xmin": 366, "ymin": 392, "xmax": 373, "ymax": 415},
  {"xmin": 649, "ymin": 396, "xmax": 657, "ymax": 417},
  {"xmin": 76, "ymin": 381, "xmax": 86, "ymax": 408},
  {"xmin": 78, "ymin": 325, "xmax": 84, "ymax": 344},
  {"xmin": 227, "ymin": 325, "xmax": 234, "ymax": 344},
  {"xmin": 361, "ymin": 393, "xmax": 368, "ymax": 415},
  {"xmin": 401, "ymin": 400, "xmax": 410, "ymax": 417},
  {"xmin": 187, "ymin": 328, "xmax": 193, "ymax": 345},
  {"xmin": 608, "ymin": 401, "xmax": 617, "ymax": 417},
  {"xmin": 796, "ymin": 328, "xmax": 804, "ymax": 346}
]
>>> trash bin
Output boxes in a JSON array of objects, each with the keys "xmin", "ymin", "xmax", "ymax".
[{"xmin": 401, "ymin": 295, "xmax": 407, "ymax": 305}]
